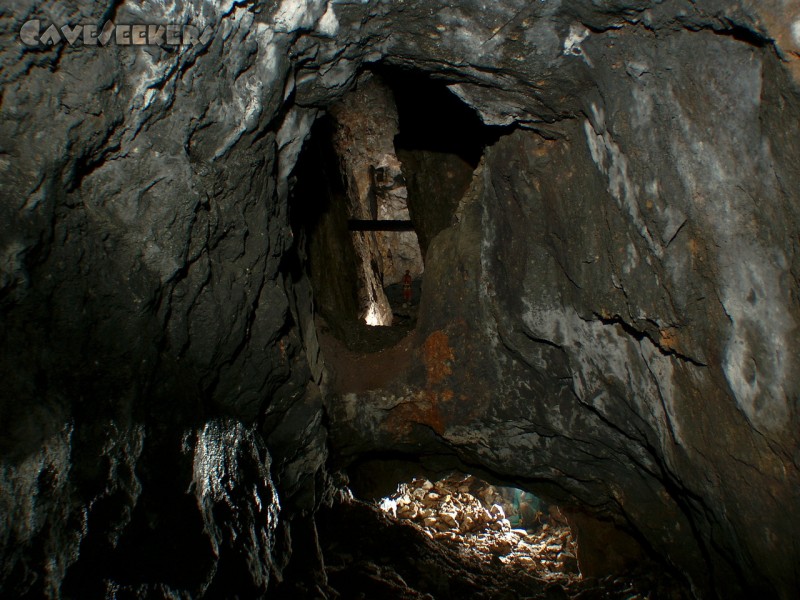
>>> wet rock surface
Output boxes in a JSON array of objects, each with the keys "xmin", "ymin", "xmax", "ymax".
[{"xmin": 1, "ymin": 0, "xmax": 799, "ymax": 598}]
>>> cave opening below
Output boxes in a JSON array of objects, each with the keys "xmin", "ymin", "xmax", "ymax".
[
  {"xmin": 309, "ymin": 469, "xmax": 691, "ymax": 600},
  {"xmin": 289, "ymin": 67, "xmax": 504, "ymax": 352},
  {"xmin": 376, "ymin": 474, "xmax": 581, "ymax": 584}
]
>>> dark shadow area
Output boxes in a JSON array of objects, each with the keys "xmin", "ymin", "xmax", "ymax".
[
  {"xmin": 379, "ymin": 66, "xmax": 504, "ymax": 165},
  {"xmin": 373, "ymin": 66, "xmax": 509, "ymax": 258},
  {"xmin": 289, "ymin": 116, "xmax": 362, "ymax": 340}
]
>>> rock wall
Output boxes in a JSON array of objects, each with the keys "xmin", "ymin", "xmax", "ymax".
[
  {"xmin": 1, "ymin": 1, "xmax": 332, "ymax": 596},
  {"xmin": 1, "ymin": 1, "xmax": 799, "ymax": 599},
  {"xmin": 399, "ymin": 148, "xmax": 475, "ymax": 259}
]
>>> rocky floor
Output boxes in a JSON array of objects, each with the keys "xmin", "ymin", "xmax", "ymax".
[
  {"xmin": 303, "ymin": 476, "xmax": 692, "ymax": 600},
  {"xmin": 377, "ymin": 476, "xmax": 581, "ymax": 586}
]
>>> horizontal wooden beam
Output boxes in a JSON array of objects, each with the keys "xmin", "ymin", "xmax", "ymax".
[{"xmin": 348, "ymin": 219, "xmax": 415, "ymax": 232}]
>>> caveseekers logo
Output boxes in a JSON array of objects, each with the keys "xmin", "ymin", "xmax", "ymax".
[{"xmin": 19, "ymin": 19, "xmax": 213, "ymax": 47}]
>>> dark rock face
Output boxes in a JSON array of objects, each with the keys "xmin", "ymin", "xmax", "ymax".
[
  {"xmin": 1, "ymin": 1, "xmax": 799, "ymax": 599},
  {"xmin": 399, "ymin": 147, "xmax": 473, "ymax": 259}
]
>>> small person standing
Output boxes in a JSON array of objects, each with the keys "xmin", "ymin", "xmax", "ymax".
[{"xmin": 402, "ymin": 270, "xmax": 412, "ymax": 307}]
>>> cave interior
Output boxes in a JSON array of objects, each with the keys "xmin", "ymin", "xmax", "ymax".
[{"xmin": 1, "ymin": 1, "xmax": 800, "ymax": 600}]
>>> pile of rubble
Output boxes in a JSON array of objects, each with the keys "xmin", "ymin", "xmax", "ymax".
[{"xmin": 378, "ymin": 475, "xmax": 580, "ymax": 584}]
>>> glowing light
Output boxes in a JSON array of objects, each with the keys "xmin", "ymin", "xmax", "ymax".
[{"xmin": 364, "ymin": 302, "xmax": 383, "ymax": 326}]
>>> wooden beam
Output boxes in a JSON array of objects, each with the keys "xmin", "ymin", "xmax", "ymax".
[{"xmin": 348, "ymin": 219, "xmax": 415, "ymax": 232}]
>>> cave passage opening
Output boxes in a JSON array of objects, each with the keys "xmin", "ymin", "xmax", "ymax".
[
  {"xmin": 336, "ymin": 451, "xmax": 586, "ymax": 587},
  {"xmin": 289, "ymin": 67, "xmax": 504, "ymax": 351},
  {"xmin": 375, "ymin": 473, "xmax": 581, "ymax": 582}
]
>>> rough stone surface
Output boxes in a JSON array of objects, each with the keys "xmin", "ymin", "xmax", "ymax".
[
  {"xmin": 1, "ymin": 1, "xmax": 799, "ymax": 599},
  {"xmin": 399, "ymin": 148, "xmax": 475, "ymax": 260}
]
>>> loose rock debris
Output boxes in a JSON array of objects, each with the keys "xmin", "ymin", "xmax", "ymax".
[
  {"xmin": 312, "ymin": 484, "xmax": 691, "ymax": 600},
  {"xmin": 378, "ymin": 475, "xmax": 581, "ymax": 585}
]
